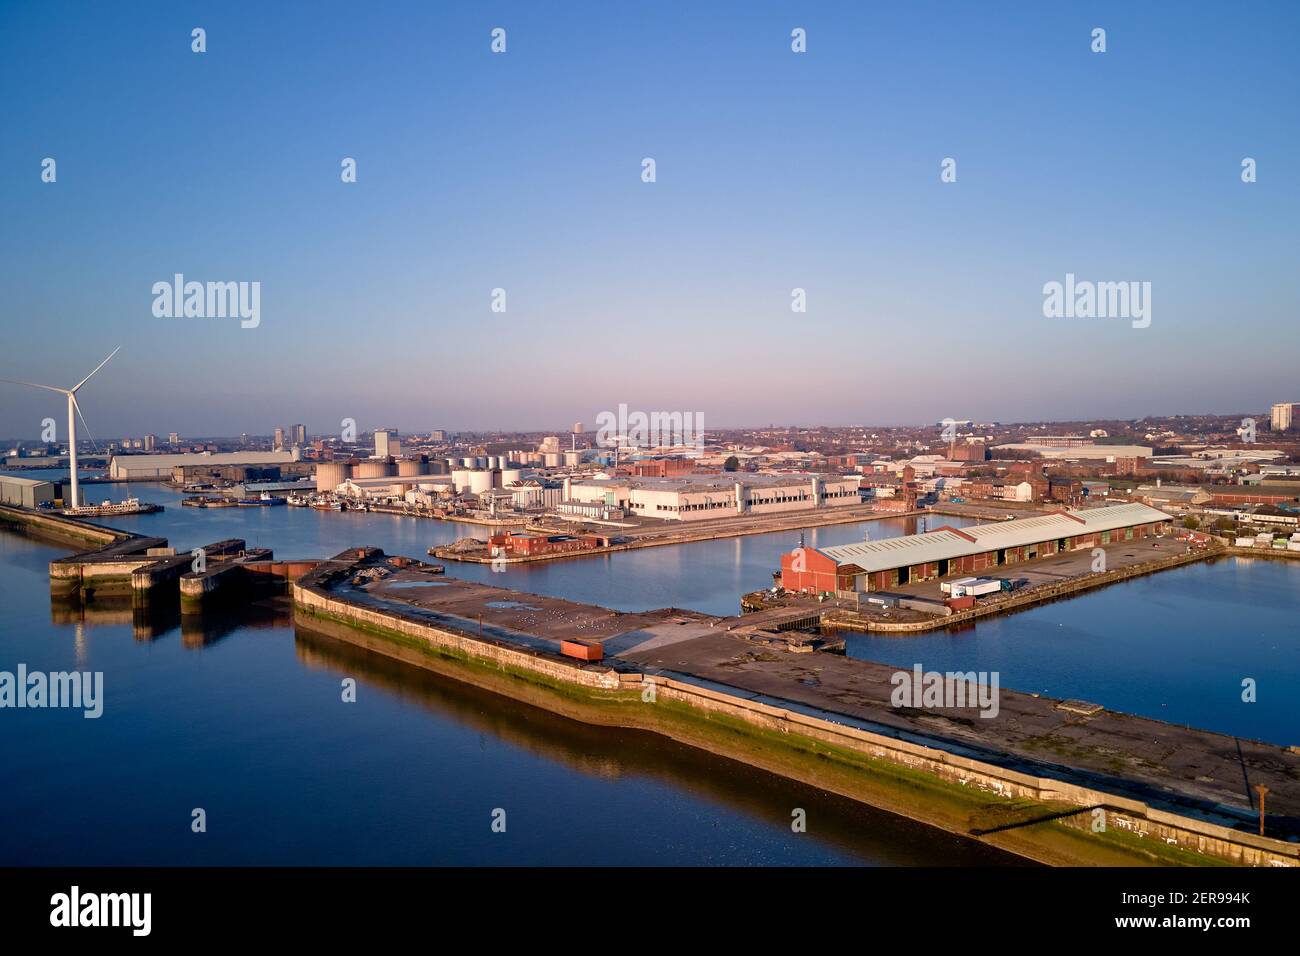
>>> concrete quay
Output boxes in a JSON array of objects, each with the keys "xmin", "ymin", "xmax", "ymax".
[
  {"xmin": 293, "ymin": 547, "xmax": 1300, "ymax": 867},
  {"xmin": 0, "ymin": 502, "xmax": 128, "ymax": 550},
  {"xmin": 0, "ymin": 503, "xmax": 302, "ymax": 609},
  {"xmin": 436, "ymin": 503, "xmax": 927, "ymax": 566}
]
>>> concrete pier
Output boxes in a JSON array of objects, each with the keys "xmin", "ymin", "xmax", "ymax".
[
  {"xmin": 0, "ymin": 502, "xmax": 127, "ymax": 550},
  {"xmin": 179, "ymin": 547, "xmax": 276, "ymax": 612},
  {"xmin": 293, "ymin": 547, "xmax": 1300, "ymax": 867},
  {"xmin": 24, "ymin": 511, "xmax": 287, "ymax": 609},
  {"xmin": 49, "ymin": 535, "xmax": 172, "ymax": 598}
]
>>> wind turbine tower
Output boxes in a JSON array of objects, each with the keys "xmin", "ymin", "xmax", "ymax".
[{"xmin": 1, "ymin": 347, "xmax": 121, "ymax": 509}]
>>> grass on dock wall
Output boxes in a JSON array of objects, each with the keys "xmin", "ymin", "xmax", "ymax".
[{"xmin": 295, "ymin": 602, "xmax": 1219, "ymax": 867}]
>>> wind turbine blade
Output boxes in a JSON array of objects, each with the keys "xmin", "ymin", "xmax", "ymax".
[
  {"xmin": 0, "ymin": 377, "xmax": 70, "ymax": 395},
  {"xmin": 71, "ymin": 345, "xmax": 122, "ymax": 393},
  {"xmin": 71, "ymin": 394, "xmax": 100, "ymax": 454}
]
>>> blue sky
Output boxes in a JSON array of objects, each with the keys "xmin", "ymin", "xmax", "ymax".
[{"xmin": 1, "ymin": 1, "xmax": 1297, "ymax": 437}]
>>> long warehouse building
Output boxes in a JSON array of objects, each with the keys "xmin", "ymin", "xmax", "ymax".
[
  {"xmin": 110, "ymin": 450, "xmax": 300, "ymax": 480},
  {"xmin": 780, "ymin": 502, "xmax": 1172, "ymax": 594},
  {"xmin": 566, "ymin": 473, "xmax": 861, "ymax": 522}
]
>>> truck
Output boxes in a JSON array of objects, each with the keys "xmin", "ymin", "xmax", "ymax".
[{"xmin": 942, "ymin": 577, "xmax": 1003, "ymax": 598}]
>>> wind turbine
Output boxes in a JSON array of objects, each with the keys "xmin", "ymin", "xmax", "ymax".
[{"xmin": 1, "ymin": 347, "xmax": 121, "ymax": 509}]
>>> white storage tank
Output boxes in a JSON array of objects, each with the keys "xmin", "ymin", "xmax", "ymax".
[
  {"xmin": 501, "ymin": 468, "xmax": 523, "ymax": 486},
  {"xmin": 468, "ymin": 470, "xmax": 494, "ymax": 494},
  {"xmin": 451, "ymin": 469, "xmax": 472, "ymax": 493}
]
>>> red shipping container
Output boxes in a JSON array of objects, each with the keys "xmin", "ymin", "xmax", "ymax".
[
  {"xmin": 946, "ymin": 595, "xmax": 976, "ymax": 610},
  {"xmin": 560, "ymin": 639, "xmax": 603, "ymax": 661}
]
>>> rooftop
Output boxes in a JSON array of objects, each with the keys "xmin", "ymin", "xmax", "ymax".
[
  {"xmin": 574, "ymin": 473, "xmax": 853, "ymax": 493},
  {"xmin": 817, "ymin": 503, "xmax": 1171, "ymax": 572}
]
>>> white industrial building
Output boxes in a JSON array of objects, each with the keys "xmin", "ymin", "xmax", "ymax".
[
  {"xmin": 335, "ymin": 475, "xmax": 453, "ymax": 501},
  {"xmin": 565, "ymin": 474, "xmax": 861, "ymax": 522},
  {"xmin": 110, "ymin": 449, "xmax": 300, "ymax": 480},
  {"xmin": 0, "ymin": 475, "xmax": 58, "ymax": 508}
]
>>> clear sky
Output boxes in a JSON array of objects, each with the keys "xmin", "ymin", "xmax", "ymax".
[{"xmin": 1, "ymin": 1, "xmax": 1297, "ymax": 438}]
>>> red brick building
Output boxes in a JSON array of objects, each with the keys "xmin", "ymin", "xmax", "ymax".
[
  {"xmin": 489, "ymin": 532, "xmax": 611, "ymax": 558},
  {"xmin": 779, "ymin": 503, "xmax": 1170, "ymax": 595}
]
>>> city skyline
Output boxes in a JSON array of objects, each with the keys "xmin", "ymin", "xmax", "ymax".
[
  {"xmin": 0, "ymin": 399, "xmax": 1289, "ymax": 445},
  {"xmin": 2, "ymin": 2, "xmax": 1297, "ymax": 435}
]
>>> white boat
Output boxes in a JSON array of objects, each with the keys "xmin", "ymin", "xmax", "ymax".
[{"xmin": 64, "ymin": 496, "xmax": 163, "ymax": 517}]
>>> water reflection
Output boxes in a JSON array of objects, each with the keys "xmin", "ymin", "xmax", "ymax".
[{"xmin": 292, "ymin": 622, "xmax": 1028, "ymax": 867}]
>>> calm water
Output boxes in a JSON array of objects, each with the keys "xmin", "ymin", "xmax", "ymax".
[
  {"xmin": 56, "ymin": 475, "xmax": 956, "ymax": 615},
  {"xmin": 3, "ymin": 473, "xmax": 1296, "ymax": 863},
  {"xmin": 0, "ymin": 476, "xmax": 1015, "ymax": 866},
  {"xmin": 846, "ymin": 556, "xmax": 1300, "ymax": 746}
]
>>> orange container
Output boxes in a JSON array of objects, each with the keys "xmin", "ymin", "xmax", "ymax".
[
  {"xmin": 560, "ymin": 639, "xmax": 603, "ymax": 661},
  {"xmin": 946, "ymin": 595, "xmax": 976, "ymax": 610}
]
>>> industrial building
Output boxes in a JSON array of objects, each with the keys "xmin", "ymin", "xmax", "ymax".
[
  {"xmin": 488, "ymin": 531, "xmax": 612, "ymax": 558},
  {"xmin": 565, "ymin": 474, "xmax": 861, "ymax": 522},
  {"xmin": 0, "ymin": 475, "xmax": 58, "ymax": 509},
  {"xmin": 992, "ymin": 442, "xmax": 1153, "ymax": 461},
  {"xmin": 334, "ymin": 475, "xmax": 453, "ymax": 500},
  {"xmin": 110, "ymin": 450, "xmax": 300, "ymax": 480},
  {"xmin": 508, "ymin": 479, "xmax": 565, "ymax": 510},
  {"xmin": 780, "ymin": 503, "xmax": 1171, "ymax": 595}
]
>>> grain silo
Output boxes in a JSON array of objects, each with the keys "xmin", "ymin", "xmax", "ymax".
[
  {"xmin": 315, "ymin": 461, "xmax": 353, "ymax": 492},
  {"xmin": 356, "ymin": 458, "xmax": 395, "ymax": 479}
]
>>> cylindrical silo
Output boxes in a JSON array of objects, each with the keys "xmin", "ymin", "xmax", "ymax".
[
  {"xmin": 356, "ymin": 458, "xmax": 395, "ymax": 479},
  {"xmin": 397, "ymin": 457, "xmax": 428, "ymax": 477},
  {"xmin": 468, "ymin": 470, "xmax": 494, "ymax": 494},
  {"xmin": 451, "ymin": 468, "xmax": 472, "ymax": 493},
  {"xmin": 501, "ymin": 468, "xmax": 523, "ymax": 486},
  {"xmin": 315, "ymin": 462, "xmax": 352, "ymax": 492}
]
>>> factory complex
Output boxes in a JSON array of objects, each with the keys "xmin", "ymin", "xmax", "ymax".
[
  {"xmin": 780, "ymin": 502, "xmax": 1172, "ymax": 594},
  {"xmin": 564, "ymin": 474, "xmax": 861, "ymax": 522}
]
